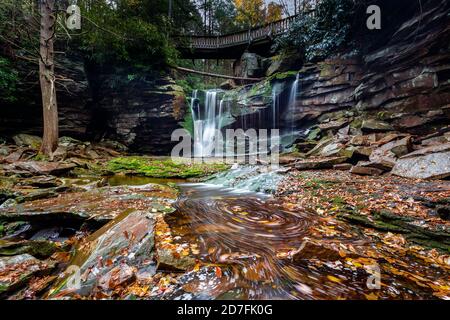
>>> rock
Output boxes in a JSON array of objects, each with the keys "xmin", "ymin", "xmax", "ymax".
[
  {"xmin": 306, "ymin": 128, "xmax": 321, "ymax": 141},
  {"xmin": 3, "ymin": 161, "xmax": 77, "ymax": 176},
  {"xmin": 368, "ymin": 136, "xmax": 412, "ymax": 170},
  {"xmin": 50, "ymin": 211, "xmax": 156, "ymax": 297},
  {"xmin": 295, "ymin": 157, "xmax": 348, "ymax": 170},
  {"xmin": 0, "ymin": 146, "xmax": 10, "ymax": 157},
  {"xmin": 333, "ymin": 163, "xmax": 352, "ymax": 171},
  {"xmin": 392, "ymin": 144, "xmax": 450, "ymax": 180},
  {"xmin": 17, "ymin": 176, "xmax": 61, "ymax": 188},
  {"xmin": 393, "ymin": 115, "xmax": 429, "ymax": 129},
  {"xmin": 237, "ymin": 52, "xmax": 264, "ymax": 78},
  {"xmin": 97, "ymin": 263, "xmax": 136, "ymax": 292},
  {"xmin": 295, "ymin": 141, "xmax": 317, "ymax": 153},
  {"xmin": 353, "ymin": 146, "xmax": 373, "ymax": 158},
  {"xmin": 361, "ymin": 119, "xmax": 394, "ymax": 132},
  {"xmin": 374, "ymin": 133, "xmax": 404, "ymax": 146},
  {"xmin": 12, "ymin": 134, "xmax": 42, "ymax": 149},
  {"xmin": 0, "ymin": 184, "xmax": 174, "ymax": 223},
  {"xmin": 306, "ymin": 138, "xmax": 333, "ymax": 157},
  {"xmin": 318, "ymin": 119, "xmax": 349, "ymax": 131},
  {"xmin": 350, "ymin": 163, "xmax": 384, "ymax": 176},
  {"xmin": 156, "ymin": 247, "xmax": 196, "ymax": 271},
  {"xmin": 350, "ymin": 134, "xmax": 377, "ymax": 146},
  {"xmin": 219, "ymin": 80, "xmax": 237, "ymax": 90},
  {"xmin": 0, "ymin": 254, "xmax": 54, "ymax": 297},
  {"xmin": 0, "ymin": 240, "xmax": 61, "ymax": 259},
  {"xmin": 421, "ymin": 135, "xmax": 450, "ymax": 146}
]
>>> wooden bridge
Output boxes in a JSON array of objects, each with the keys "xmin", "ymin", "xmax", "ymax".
[{"xmin": 175, "ymin": 14, "xmax": 303, "ymax": 59}]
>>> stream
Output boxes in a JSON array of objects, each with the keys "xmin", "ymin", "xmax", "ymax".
[{"xmin": 162, "ymin": 180, "xmax": 446, "ymax": 300}]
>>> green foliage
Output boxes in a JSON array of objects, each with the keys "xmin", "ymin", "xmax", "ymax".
[
  {"xmin": 76, "ymin": 1, "xmax": 178, "ymax": 67},
  {"xmin": 273, "ymin": 0, "xmax": 355, "ymax": 62},
  {"xmin": 107, "ymin": 157, "xmax": 229, "ymax": 178},
  {"xmin": 0, "ymin": 57, "xmax": 19, "ymax": 103}
]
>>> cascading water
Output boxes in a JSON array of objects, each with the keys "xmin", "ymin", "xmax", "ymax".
[
  {"xmin": 288, "ymin": 73, "xmax": 300, "ymax": 134},
  {"xmin": 190, "ymin": 89, "xmax": 229, "ymax": 158}
]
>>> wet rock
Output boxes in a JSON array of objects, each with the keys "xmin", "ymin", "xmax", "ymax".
[
  {"xmin": 156, "ymin": 248, "xmax": 196, "ymax": 272},
  {"xmin": 338, "ymin": 210, "xmax": 450, "ymax": 251},
  {"xmin": 295, "ymin": 157, "xmax": 348, "ymax": 170},
  {"xmin": 49, "ymin": 211, "xmax": 156, "ymax": 297},
  {"xmin": 292, "ymin": 241, "xmax": 358, "ymax": 263},
  {"xmin": 392, "ymin": 144, "xmax": 450, "ymax": 180},
  {"xmin": 97, "ymin": 263, "xmax": 136, "ymax": 292},
  {"xmin": 0, "ymin": 184, "xmax": 175, "ymax": 223},
  {"xmin": 17, "ymin": 176, "xmax": 62, "ymax": 188},
  {"xmin": 361, "ymin": 119, "xmax": 394, "ymax": 132},
  {"xmin": 350, "ymin": 163, "xmax": 384, "ymax": 176},
  {"xmin": 0, "ymin": 254, "xmax": 54, "ymax": 297},
  {"xmin": 306, "ymin": 138, "xmax": 333, "ymax": 157},
  {"xmin": 3, "ymin": 161, "xmax": 77, "ymax": 176},
  {"xmin": 12, "ymin": 134, "xmax": 42, "ymax": 149}
]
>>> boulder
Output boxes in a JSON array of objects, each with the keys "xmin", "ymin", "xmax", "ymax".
[
  {"xmin": 50, "ymin": 210, "xmax": 156, "ymax": 297},
  {"xmin": 391, "ymin": 144, "xmax": 450, "ymax": 180},
  {"xmin": 368, "ymin": 136, "xmax": 412, "ymax": 170},
  {"xmin": 0, "ymin": 254, "xmax": 54, "ymax": 297},
  {"xmin": 361, "ymin": 119, "xmax": 394, "ymax": 132},
  {"xmin": 12, "ymin": 134, "xmax": 42, "ymax": 149}
]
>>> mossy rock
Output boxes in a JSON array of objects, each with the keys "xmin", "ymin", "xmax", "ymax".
[
  {"xmin": 0, "ymin": 240, "xmax": 61, "ymax": 259},
  {"xmin": 107, "ymin": 157, "xmax": 230, "ymax": 179}
]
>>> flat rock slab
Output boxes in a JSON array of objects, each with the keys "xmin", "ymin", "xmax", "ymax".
[
  {"xmin": 0, "ymin": 184, "xmax": 175, "ymax": 223},
  {"xmin": 392, "ymin": 145, "xmax": 450, "ymax": 180},
  {"xmin": 3, "ymin": 161, "xmax": 77, "ymax": 176},
  {"xmin": 48, "ymin": 210, "xmax": 156, "ymax": 298}
]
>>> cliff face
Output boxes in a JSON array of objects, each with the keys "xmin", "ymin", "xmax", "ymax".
[
  {"xmin": 89, "ymin": 69, "xmax": 186, "ymax": 154},
  {"xmin": 0, "ymin": 59, "xmax": 186, "ymax": 155},
  {"xmin": 285, "ymin": 0, "xmax": 450, "ymax": 136}
]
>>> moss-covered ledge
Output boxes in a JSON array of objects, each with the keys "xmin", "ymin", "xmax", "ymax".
[{"xmin": 106, "ymin": 157, "xmax": 230, "ymax": 179}]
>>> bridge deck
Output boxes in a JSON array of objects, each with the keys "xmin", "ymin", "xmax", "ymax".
[{"xmin": 175, "ymin": 14, "xmax": 308, "ymax": 59}]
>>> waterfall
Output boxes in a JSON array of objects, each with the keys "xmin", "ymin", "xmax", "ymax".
[
  {"xmin": 287, "ymin": 73, "xmax": 300, "ymax": 140},
  {"xmin": 191, "ymin": 89, "xmax": 226, "ymax": 158}
]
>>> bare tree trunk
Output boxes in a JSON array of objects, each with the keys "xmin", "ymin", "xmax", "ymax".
[{"xmin": 39, "ymin": 0, "xmax": 58, "ymax": 156}]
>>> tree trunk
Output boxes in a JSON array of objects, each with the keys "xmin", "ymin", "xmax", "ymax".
[{"xmin": 39, "ymin": 0, "xmax": 58, "ymax": 156}]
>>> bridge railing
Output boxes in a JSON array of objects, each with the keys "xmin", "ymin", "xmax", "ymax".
[{"xmin": 176, "ymin": 11, "xmax": 314, "ymax": 50}]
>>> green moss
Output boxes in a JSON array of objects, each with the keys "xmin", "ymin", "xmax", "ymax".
[
  {"xmin": 107, "ymin": 157, "xmax": 230, "ymax": 179},
  {"xmin": 268, "ymin": 70, "xmax": 298, "ymax": 81}
]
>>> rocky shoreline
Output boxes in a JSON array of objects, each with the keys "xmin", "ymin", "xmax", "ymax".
[{"xmin": 0, "ymin": 134, "xmax": 449, "ymax": 300}]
